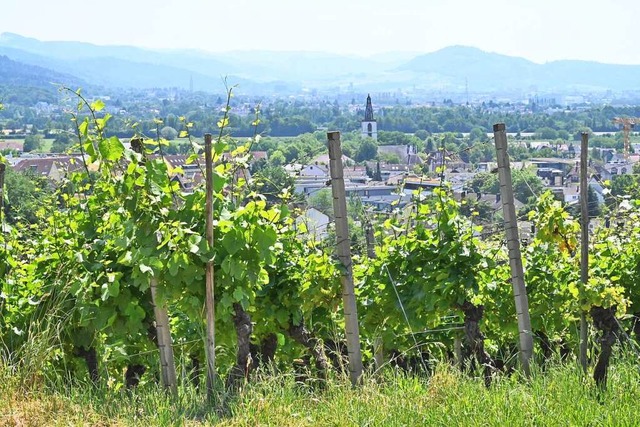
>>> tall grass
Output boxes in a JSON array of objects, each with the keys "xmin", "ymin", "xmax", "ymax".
[
  {"xmin": 2, "ymin": 358, "xmax": 640, "ymax": 426},
  {"xmin": 1, "ymin": 287, "xmax": 74, "ymax": 392}
]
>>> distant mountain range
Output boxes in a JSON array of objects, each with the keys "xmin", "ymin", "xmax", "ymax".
[
  {"xmin": 0, "ymin": 54, "xmax": 86, "ymax": 89},
  {"xmin": 1, "ymin": 32, "xmax": 640, "ymax": 96},
  {"xmin": 398, "ymin": 46, "xmax": 640, "ymax": 93}
]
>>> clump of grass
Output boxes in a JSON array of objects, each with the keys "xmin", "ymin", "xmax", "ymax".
[
  {"xmin": 2, "ymin": 360, "xmax": 640, "ymax": 426},
  {"xmin": 223, "ymin": 362, "xmax": 640, "ymax": 426}
]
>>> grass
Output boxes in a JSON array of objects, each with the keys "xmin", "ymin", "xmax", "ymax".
[
  {"xmin": 0, "ymin": 138, "xmax": 55, "ymax": 153},
  {"xmin": 2, "ymin": 360, "xmax": 640, "ymax": 426},
  {"xmin": 39, "ymin": 138, "xmax": 55, "ymax": 153}
]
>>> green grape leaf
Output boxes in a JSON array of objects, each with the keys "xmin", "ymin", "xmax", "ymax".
[
  {"xmin": 90, "ymin": 99, "xmax": 105, "ymax": 112},
  {"xmin": 98, "ymin": 136, "xmax": 125, "ymax": 162}
]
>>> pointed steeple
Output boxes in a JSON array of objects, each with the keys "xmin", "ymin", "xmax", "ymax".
[
  {"xmin": 364, "ymin": 94, "xmax": 374, "ymax": 121},
  {"xmin": 361, "ymin": 94, "xmax": 377, "ymax": 140}
]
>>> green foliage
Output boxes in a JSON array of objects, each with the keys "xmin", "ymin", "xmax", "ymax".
[
  {"xmin": 378, "ymin": 152, "xmax": 402, "ymax": 164},
  {"xmin": 160, "ymin": 126, "xmax": 178, "ymax": 140},
  {"xmin": 469, "ymin": 127, "xmax": 487, "ymax": 142},
  {"xmin": 414, "ymin": 129, "xmax": 429, "ymax": 140},
  {"xmin": 355, "ymin": 138, "xmax": 377, "ymax": 162},
  {"xmin": 4, "ymin": 90, "xmax": 640, "ymax": 395},
  {"xmin": 608, "ymin": 174, "xmax": 640, "ymax": 207},
  {"xmin": 359, "ymin": 188, "xmax": 489, "ymax": 352},
  {"xmin": 307, "ymin": 188, "xmax": 333, "ymax": 217},
  {"xmin": 252, "ymin": 165, "xmax": 295, "ymax": 203},
  {"xmin": 467, "ymin": 167, "xmax": 544, "ymax": 206},
  {"xmin": 51, "ymin": 132, "xmax": 72, "ymax": 153},
  {"xmin": 23, "ymin": 134, "xmax": 42, "ymax": 152},
  {"xmin": 268, "ymin": 149, "xmax": 286, "ymax": 166},
  {"xmin": 535, "ymin": 127, "xmax": 558, "ymax": 140},
  {"xmin": 2, "ymin": 166, "xmax": 51, "ymax": 224},
  {"xmin": 377, "ymin": 131, "xmax": 421, "ymax": 147}
]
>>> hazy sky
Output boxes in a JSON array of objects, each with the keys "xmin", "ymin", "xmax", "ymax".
[{"xmin": 2, "ymin": 0, "xmax": 639, "ymax": 64}]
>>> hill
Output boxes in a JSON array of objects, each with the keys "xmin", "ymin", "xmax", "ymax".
[
  {"xmin": 0, "ymin": 55, "xmax": 85, "ymax": 89},
  {"xmin": 399, "ymin": 46, "xmax": 640, "ymax": 92},
  {"xmin": 0, "ymin": 33, "xmax": 251, "ymax": 91},
  {"xmin": 3, "ymin": 32, "xmax": 640, "ymax": 94}
]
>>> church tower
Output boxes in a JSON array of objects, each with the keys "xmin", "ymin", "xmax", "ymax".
[{"xmin": 361, "ymin": 94, "xmax": 377, "ymax": 141}]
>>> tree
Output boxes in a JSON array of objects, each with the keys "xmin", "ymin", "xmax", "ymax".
[
  {"xmin": 469, "ymin": 127, "xmax": 487, "ymax": 142},
  {"xmin": 573, "ymin": 127, "xmax": 592, "ymax": 141},
  {"xmin": 160, "ymin": 126, "xmax": 178, "ymax": 141},
  {"xmin": 365, "ymin": 164, "xmax": 373, "ymax": 179},
  {"xmin": 23, "ymin": 134, "xmax": 42, "ymax": 152},
  {"xmin": 379, "ymin": 153, "xmax": 401, "ymax": 164},
  {"xmin": 512, "ymin": 168, "xmax": 544, "ymax": 205},
  {"xmin": 568, "ymin": 185, "xmax": 602, "ymax": 218},
  {"xmin": 282, "ymin": 145, "xmax": 301, "ymax": 163},
  {"xmin": 51, "ymin": 132, "xmax": 71, "ymax": 153},
  {"xmin": 252, "ymin": 166, "xmax": 295, "ymax": 204},
  {"xmin": 5, "ymin": 120, "xmax": 18, "ymax": 131},
  {"xmin": 535, "ymin": 127, "xmax": 558, "ymax": 140},
  {"xmin": 375, "ymin": 161, "xmax": 383, "ymax": 182},
  {"xmin": 414, "ymin": 130, "xmax": 429, "ymax": 140},
  {"xmin": 608, "ymin": 174, "xmax": 640, "ymax": 207},
  {"xmin": 269, "ymin": 150, "xmax": 286, "ymax": 166},
  {"xmin": 587, "ymin": 185, "xmax": 601, "ymax": 217},
  {"xmin": 466, "ymin": 168, "xmax": 543, "ymax": 207},
  {"xmin": 425, "ymin": 138, "xmax": 435, "ymax": 153},
  {"xmin": 377, "ymin": 131, "xmax": 421, "ymax": 146},
  {"xmin": 308, "ymin": 188, "xmax": 333, "ymax": 216},
  {"xmin": 355, "ymin": 139, "xmax": 377, "ymax": 162}
]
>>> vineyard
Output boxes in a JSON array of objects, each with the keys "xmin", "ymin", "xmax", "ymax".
[{"xmin": 1, "ymin": 91, "xmax": 640, "ymax": 419}]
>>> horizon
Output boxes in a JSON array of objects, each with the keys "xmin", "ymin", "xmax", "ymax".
[
  {"xmin": 0, "ymin": 31, "xmax": 636, "ymax": 68},
  {"xmin": 1, "ymin": 0, "xmax": 639, "ymax": 65},
  {"xmin": 0, "ymin": 32, "xmax": 525, "ymax": 62}
]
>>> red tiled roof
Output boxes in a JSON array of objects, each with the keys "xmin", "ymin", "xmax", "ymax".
[
  {"xmin": 0, "ymin": 141, "xmax": 24, "ymax": 151},
  {"xmin": 13, "ymin": 156, "xmax": 84, "ymax": 178}
]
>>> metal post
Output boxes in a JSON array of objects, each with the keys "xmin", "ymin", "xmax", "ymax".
[
  {"xmin": 204, "ymin": 133, "xmax": 217, "ymax": 397},
  {"xmin": 493, "ymin": 123, "xmax": 533, "ymax": 376},
  {"xmin": 579, "ymin": 132, "xmax": 589, "ymax": 374},
  {"xmin": 327, "ymin": 131, "xmax": 364, "ymax": 385}
]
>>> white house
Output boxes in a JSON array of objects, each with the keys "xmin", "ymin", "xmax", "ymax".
[
  {"xmin": 295, "ymin": 208, "xmax": 330, "ymax": 241},
  {"xmin": 299, "ymin": 164, "xmax": 329, "ymax": 178}
]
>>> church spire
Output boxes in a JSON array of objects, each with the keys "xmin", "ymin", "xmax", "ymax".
[
  {"xmin": 361, "ymin": 94, "xmax": 377, "ymax": 140},
  {"xmin": 364, "ymin": 94, "xmax": 374, "ymax": 121}
]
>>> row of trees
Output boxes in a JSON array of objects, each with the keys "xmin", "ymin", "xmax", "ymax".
[{"xmin": 4, "ymin": 84, "xmax": 640, "ymax": 140}]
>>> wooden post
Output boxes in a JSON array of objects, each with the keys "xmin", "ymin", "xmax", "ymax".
[
  {"xmin": 130, "ymin": 140, "xmax": 177, "ymax": 393},
  {"xmin": 365, "ymin": 222, "xmax": 376, "ymax": 260},
  {"xmin": 150, "ymin": 277, "xmax": 177, "ymax": 393},
  {"xmin": 579, "ymin": 132, "xmax": 589, "ymax": 374},
  {"xmin": 365, "ymin": 222, "xmax": 384, "ymax": 370},
  {"xmin": 493, "ymin": 123, "xmax": 533, "ymax": 376},
  {"xmin": 0, "ymin": 163, "xmax": 5, "ymax": 226},
  {"xmin": 454, "ymin": 337, "xmax": 463, "ymax": 368},
  {"xmin": 204, "ymin": 133, "xmax": 217, "ymax": 398},
  {"xmin": 327, "ymin": 131, "xmax": 364, "ymax": 385}
]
